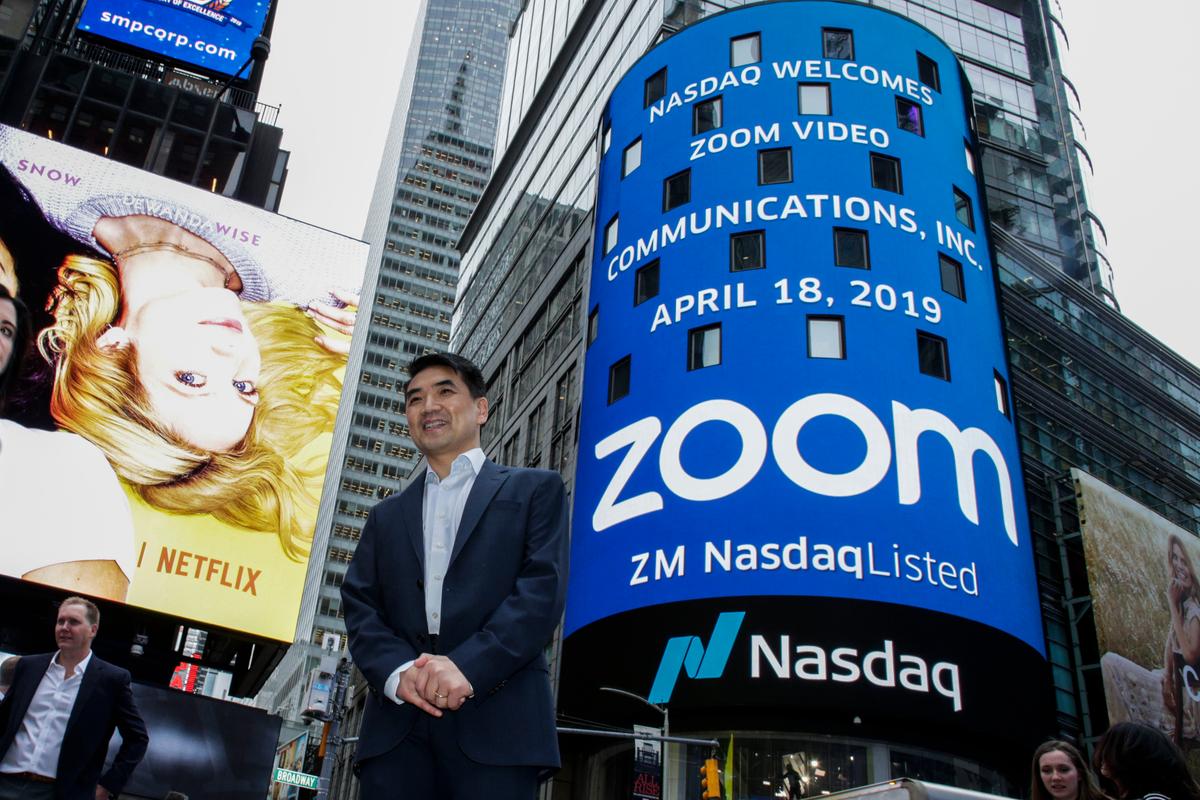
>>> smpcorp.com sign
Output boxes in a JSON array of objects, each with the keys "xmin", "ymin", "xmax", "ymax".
[
  {"xmin": 77, "ymin": 0, "xmax": 271, "ymax": 78},
  {"xmin": 561, "ymin": 1, "xmax": 1048, "ymax": 743}
]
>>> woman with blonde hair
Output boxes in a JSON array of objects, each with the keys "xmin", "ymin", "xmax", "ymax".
[{"xmin": 38, "ymin": 243, "xmax": 353, "ymax": 561}]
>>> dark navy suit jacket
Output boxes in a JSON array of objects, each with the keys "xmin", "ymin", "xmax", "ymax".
[
  {"xmin": 341, "ymin": 460, "xmax": 569, "ymax": 769},
  {"xmin": 0, "ymin": 652, "xmax": 148, "ymax": 800}
]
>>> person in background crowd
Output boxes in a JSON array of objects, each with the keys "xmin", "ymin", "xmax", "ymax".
[
  {"xmin": 1031, "ymin": 740, "xmax": 1109, "ymax": 800},
  {"xmin": 0, "ymin": 596, "xmax": 148, "ymax": 800},
  {"xmin": 1094, "ymin": 722, "xmax": 1200, "ymax": 800}
]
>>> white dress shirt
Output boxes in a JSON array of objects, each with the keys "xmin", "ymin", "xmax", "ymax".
[
  {"xmin": 384, "ymin": 448, "xmax": 484, "ymax": 705},
  {"xmin": 0, "ymin": 650, "xmax": 93, "ymax": 777}
]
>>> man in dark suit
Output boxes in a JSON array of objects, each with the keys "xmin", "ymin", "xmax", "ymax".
[
  {"xmin": 342, "ymin": 352, "xmax": 569, "ymax": 799},
  {"xmin": 0, "ymin": 596, "xmax": 148, "ymax": 800}
]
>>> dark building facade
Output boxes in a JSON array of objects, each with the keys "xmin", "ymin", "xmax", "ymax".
[
  {"xmin": 0, "ymin": 0, "xmax": 286, "ymax": 210},
  {"xmin": 453, "ymin": 0, "xmax": 1199, "ymax": 796}
]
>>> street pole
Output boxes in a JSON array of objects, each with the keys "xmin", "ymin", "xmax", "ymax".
[
  {"xmin": 314, "ymin": 658, "xmax": 350, "ymax": 800},
  {"xmin": 598, "ymin": 687, "xmax": 671, "ymax": 798}
]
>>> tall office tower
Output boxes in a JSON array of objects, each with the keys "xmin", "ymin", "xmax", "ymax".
[
  {"xmin": 258, "ymin": 0, "xmax": 522, "ymax": 725},
  {"xmin": 454, "ymin": 0, "xmax": 1200, "ymax": 794}
]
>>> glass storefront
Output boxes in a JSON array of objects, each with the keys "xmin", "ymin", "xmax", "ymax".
[{"xmin": 557, "ymin": 732, "xmax": 1014, "ymax": 800}]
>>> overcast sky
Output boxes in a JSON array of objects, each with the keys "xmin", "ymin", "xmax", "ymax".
[
  {"xmin": 259, "ymin": 0, "xmax": 1200, "ymax": 367},
  {"xmin": 1057, "ymin": 0, "xmax": 1200, "ymax": 366},
  {"xmin": 257, "ymin": 2, "xmax": 417, "ymax": 239}
]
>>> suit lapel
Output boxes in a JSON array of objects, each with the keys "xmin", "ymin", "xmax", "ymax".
[
  {"xmin": 5, "ymin": 654, "xmax": 52, "ymax": 735},
  {"xmin": 62, "ymin": 655, "xmax": 100, "ymax": 742},
  {"xmin": 402, "ymin": 472, "xmax": 427, "ymax": 574},
  {"xmin": 450, "ymin": 460, "xmax": 508, "ymax": 566}
]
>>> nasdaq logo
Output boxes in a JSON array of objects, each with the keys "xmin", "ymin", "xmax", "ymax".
[{"xmin": 648, "ymin": 612, "xmax": 745, "ymax": 703}]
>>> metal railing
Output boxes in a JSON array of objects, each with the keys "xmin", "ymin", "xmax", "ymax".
[{"xmin": 29, "ymin": 35, "xmax": 281, "ymax": 125}]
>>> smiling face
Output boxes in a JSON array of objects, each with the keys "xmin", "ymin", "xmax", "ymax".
[
  {"xmin": 56, "ymin": 602, "xmax": 98, "ymax": 658},
  {"xmin": 117, "ymin": 287, "xmax": 261, "ymax": 451},
  {"xmin": 405, "ymin": 364, "xmax": 488, "ymax": 466},
  {"xmin": 1039, "ymin": 750, "xmax": 1081, "ymax": 800},
  {"xmin": 1171, "ymin": 541, "xmax": 1194, "ymax": 589},
  {"xmin": 0, "ymin": 297, "xmax": 15, "ymax": 377}
]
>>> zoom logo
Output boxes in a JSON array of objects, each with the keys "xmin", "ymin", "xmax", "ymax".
[{"xmin": 648, "ymin": 612, "xmax": 745, "ymax": 703}]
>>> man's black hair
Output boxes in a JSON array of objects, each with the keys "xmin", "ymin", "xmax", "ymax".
[
  {"xmin": 406, "ymin": 352, "xmax": 486, "ymax": 399},
  {"xmin": 1094, "ymin": 722, "xmax": 1200, "ymax": 800}
]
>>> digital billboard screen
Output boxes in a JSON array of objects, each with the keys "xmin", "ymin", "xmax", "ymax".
[
  {"xmin": 1077, "ymin": 469, "xmax": 1200, "ymax": 761},
  {"xmin": 76, "ymin": 0, "xmax": 272, "ymax": 78},
  {"xmin": 0, "ymin": 123, "xmax": 366, "ymax": 641},
  {"xmin": 105, "ymin": 682, "xmax": 282, "ymax": 800},
  {"xmin": 561, "ymin": 0, "xmax": 1048, "ymax": 756}
]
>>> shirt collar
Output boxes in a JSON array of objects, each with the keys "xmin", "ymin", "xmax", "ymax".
[
  {"xmin": 425, "ymin": 448, "xmax": 485, "ymax": 485},
  {"xmin": 51, "ymin": 649, "xmax": 93, "ymax": 677}
]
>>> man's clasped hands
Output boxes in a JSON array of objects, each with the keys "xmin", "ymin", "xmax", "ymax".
[{"xmin": 397, "ymin": 653, "xmax": 475, "ymax": 717}]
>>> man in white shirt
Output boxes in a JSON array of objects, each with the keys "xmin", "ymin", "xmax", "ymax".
[
  {"xmin": 343, "ymin": 352, "xmax": 570, "ymax": 799},
  {"xmin": 0, "ymin": 597, "xmax": 148, "ymax": 800}
]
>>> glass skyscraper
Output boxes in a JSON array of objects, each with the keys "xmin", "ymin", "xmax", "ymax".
[{"xmin": 258, "ymin": 0, "xmax": 521, "ymax": 724}]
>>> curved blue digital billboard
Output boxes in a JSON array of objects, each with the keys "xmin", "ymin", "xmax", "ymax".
[
  {"xmin": 77, "ymin": 0, "xmax": 271, "ymax": 78},
  {"xmin": 561, "ymin": 1, "xmax": 1049, "ymax": 753}
]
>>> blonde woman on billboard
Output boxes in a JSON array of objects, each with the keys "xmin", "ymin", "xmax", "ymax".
[
  {"xmin": 36, "ymin": 241, "xmax": 354, "ymax": 562},
  {"xmin": 0, "ymin": 282, "xmax": 134, "ymax": 601},
  {"xmin": 1101, "ymin": 534, "xmax": 1200, "ymax": 744}
]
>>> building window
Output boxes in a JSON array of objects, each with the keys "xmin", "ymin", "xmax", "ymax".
[
  {"xmin": 526, "ymin": 401, "xmax": 546, "ymax": 467},
  {"xmin": 604, "ymin": 215, "xmax": 619, "ymax": 254},
  {"xmin": 623, "ymin": 137, "xmax": 642, "ymax": 177},
  {"xmin": 502, "ymin": 432, "xmax": 521, "ymax": 467},
  {"xmin": 688, "ymin": 323, "xmax": 722, "ymax": 370},
  {"xmin": 917, "ymin": 331, "xmax": 950, "ymax": 380},
  {"xmin": 833, "ymin": 228, "xmax": 869, "ymax": 269},
  {"xmin": 644, "ymin": 67, "xmax": 667, "ymax": 107},
  {"xmin": 731, "ymin": 33, "xmax": 761, "ymax": 67},
  {"xmin": 635, "ymin": 259, "xmax": 661, "ymax": 306},
  {"xmin": 870, "ymin": 152, "xmax": 902, "ymax": 193},
  {"xmin": 917, "ymin": 52, "xmax": 940, "ymax": 92},
  {"xmin": 822, "ymin": 28, "xmax": 854, "ymax": 60},
  {"xmin": 608, "ymin": 356, "xmax": 631, "ymax": 404},
  {"xmin": 693, "ymin": 96, "xmax": 722, "ymax": 134},
  {"xmin": 601, "ymin": 118, "xmax": 611, "ymax": 154},
  {"xmin": 994, "ymin": 371, "xmax": 1010, "ymax": 418},
  {"xmin": 663, "ymin": 169, "xmax": 691, "ymax": 212},
  {"xmin": 587, "ymin": 306, "xmax": 599, "ymax": 346},
  {"xmin": 965, "ymin": 141, "xmax": 975, "ymax": 175},
  {"xmin": 953, "ymin": 187, "xmax": 975, "ymax": 230},
  {"xmin": 808, "ymin": 316, "xmax": 845, "ymax": 359},
  {"xmin": 896, "ymin": 97, "xmax": 923, "ymax": 136},
  {"xmin": 758, "ymin": 147, "xmax": 792, "ymax": 185},
  {"xmin": 798, "ymin": 83, "xmax": 831, "ymax": 115},
  {"xmin": 939, "ymin": 254, "xmax": 965, "ymax": 300},
  {"xmin": 730, "ymin": 231, "xmax": 765, "ymax": 271}
]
